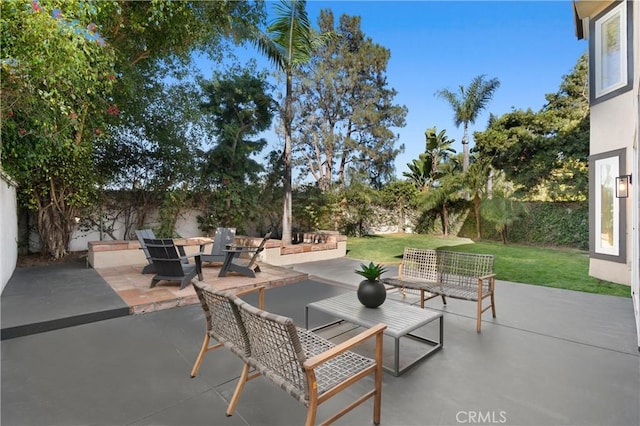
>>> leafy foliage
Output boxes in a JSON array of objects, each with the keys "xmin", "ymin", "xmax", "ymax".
[
  {"xmin": 2, "ymin": 0, "xmax": 264, "ymax": 256},
  {"xmin": 480, "ymin": 195, "xmax": 529, "ymax": 244},
  {"xmin": 196, "ymin": 66, "xmax": 275, "ymax": 231},
  {"xmin": 378, "ymin": 180, "xmax": 420, "ymax": 233},
  {"xmin": 436, "ymin": 75, "xmax": 500, "ymax": 170},
  {"xmin": 502, "ymin": 202, "xmax": 588, "ymax": 249},
  {"xmin": 355, "ymin": 261, "xmax": 387, "ymax": 281},
  {"xmin": 409, "ymin": 128, "xmax": 464, "ymax": 236},
  {"xmin": 253, "ymin": 0, "xmax": 326, "ymax": 244},
  {"xmin": 473, "ymin": 54, "xmax": 589, "ymax": 200},
  {"xmin": 2, "ymin": 0, "xmax": 116, "ymax": 257},
  {"xmin": 293, "ymin": 10, "xmax": 407, "ymax": 190}
]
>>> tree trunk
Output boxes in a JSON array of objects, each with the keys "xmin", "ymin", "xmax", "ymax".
[
  {"xmin": 473, "ymin": 193, "xmax": 482, "ymax": 239},
  {"xmin": 36, "ymin": 192, "xmax": 76, "ymax": 259},
  {"xmin": 442, "ymin": 204, "xmax": 449, "ymax": 237},
  {"xmin": 281, "ymin": 71, "xmax": 294, "ymax": 245},
  {"xmin": 500, "ymin": 226, "xmax": 507, "ymax": 244},
  {"xmin": 462, "ymin": 123, "xmax": 469, "ymax": 172}
]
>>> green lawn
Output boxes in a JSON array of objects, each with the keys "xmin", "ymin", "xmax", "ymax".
[{"xmin": 346, "ymin": 234, "xmax": 631, "ymax": 298}]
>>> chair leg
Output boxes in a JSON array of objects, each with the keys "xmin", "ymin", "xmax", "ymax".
[
  {"xmin": 305, "ymin": 398, "xmax": 318, "ymax": 426},
  {"xmin": 226, "ymin": 363, "xmax": 251, "ymax": 417},
  {"xmin": 150, "ymin": 278, "xmax": 159, "ymax": 288},
  {"xmin": 373, "ymin": 331, "xmax": 383, "ymax": 425},
  {"xmin": 195, "ymin": 255, "xmax": 203, "ymax": 280},
  {"xmin": 476, "ymin": 299, "xmax": 482, "ymax": 333},
  {"xmin": 441, "ymin": 295, "xmax": 447, "ymax": 304},
  {"xmin": 191, "ymin": 334, "xmax": 210, "ymax": 378},
  {"xmin": 491, "ymin": 291, "xmax": 496, "ymax": 318}
]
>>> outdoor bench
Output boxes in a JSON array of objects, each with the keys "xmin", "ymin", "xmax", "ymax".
[
  {"xmin": 190, "ymin": 283, "xmax": 386, "ymax": 426},
  {"xmin": 382, "ymin": 247, "xmax": 496, "ymax": 333}
]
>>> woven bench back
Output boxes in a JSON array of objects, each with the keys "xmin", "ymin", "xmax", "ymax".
[
  {"xmin": 233, "ymin": 297, "xmax": 309, "ymax": 403},
  {"xmin": 401, "ymin": 248, "xmax": 438, "ymax": 282},
  {"xmin": 192, "ymin": 283, "xmax": 250, "ymax": 358},
  {"xmin": 436, "ymin": 250, "xmax": 494, "ymax": 291}
]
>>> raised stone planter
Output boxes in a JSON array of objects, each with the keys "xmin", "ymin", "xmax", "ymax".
[{"xmin": 87, "ymin": 234, "xmax": 347, "ymax": 269}]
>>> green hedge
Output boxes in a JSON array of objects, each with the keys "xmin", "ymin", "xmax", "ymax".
[{"xmin": 459, "ymin": 202, "xmax": 588, "ymax": 250}]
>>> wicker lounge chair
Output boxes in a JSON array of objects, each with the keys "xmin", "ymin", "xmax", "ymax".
[
  {"xmin": 200, "ymin": 227, "xmax": 236, "ymax": 264},
  {"xmin": 232, "ymin": 294, "xmax": 386, "ymax": 425},
  {"xmin": 218, "ymin": 231, "xmax": 271, "ymax": 278},
  {"xmin": 144, "ymin": 238, "xmax": 203, "ymax": 290},
  {"xmin": 190, "ymin": 283, "xmax": 264, "ymax": 378},
  {"xmin": 189, "ymin": 282, "xmax": 386, "ymax": 425}
]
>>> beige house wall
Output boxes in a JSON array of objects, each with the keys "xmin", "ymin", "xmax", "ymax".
[
  {"xmin": 584, "ymin": 0, "xmax": 638, "ymax": 287},
  {"xmin": 589, "ymin": 91, "xmax": 637, "ymax": 286}
]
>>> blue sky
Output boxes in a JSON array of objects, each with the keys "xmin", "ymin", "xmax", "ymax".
[{"xmin": 207, "ymin": 1, "xmax": 588, "ymax": 178}]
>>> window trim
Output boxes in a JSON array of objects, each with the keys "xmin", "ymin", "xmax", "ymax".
[
  {"xmin": 589, "ymin": 149, "xmax": 627, "ymax": 263},
  {"xmin": 589, "ymin": 0, "xmax": 634, "ymax": 104}
]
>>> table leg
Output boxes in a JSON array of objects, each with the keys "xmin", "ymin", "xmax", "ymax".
[{"xmin": 394, "ymin": 337, "xmax": 400, "ymax": 376}]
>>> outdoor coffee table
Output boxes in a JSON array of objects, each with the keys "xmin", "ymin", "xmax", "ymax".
[{"xmin": 305, "ymin": 292, "xmax": 443, "ymax": 376}]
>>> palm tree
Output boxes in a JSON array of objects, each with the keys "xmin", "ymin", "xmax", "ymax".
[
  {"xmin": 436, "ymin": 75, "xmax": 500, "ymax": 171},
  {"xmin": 253, "ymin": 0, "xmax": 331, "ymax": 245},
  {"xmin": 424, "ymin": 127, "xmax": 456, "ymax": 181},
  {"xmin": 403, "ymin": 155, "xmax": 431, "ymax": 192},
  {"xmin": 421, "ymin": 154, "xmax": 464, "ymax": 237},
  {"xmin": 464, "ymin": 156, "xmax": 491, "ymax": 239}
]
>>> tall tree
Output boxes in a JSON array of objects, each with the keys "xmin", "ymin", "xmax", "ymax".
[
  {"xmin": 403, "ymin": 155, "xmax": 431, "ymax": 192},
  {"xmin": 197, "ymin": 66, "xmax": 275, "ymax": 230},
  {"xmin": 423, "ymin": 127, "xmax": 456, "ymax": 183},
  {"xmin": 95, "ymin": 81, "xmax": 206, "ymax": 238},
  {"xmin": 2, "ymin": 0, "xmax": 263, "ymax": 257},
  {"xmin": 436, "ymin": 75, "xmax": 500, "ymax": 171},
  {"xmin": 2, "ymin": 0, "xmax": 116, "ymax": 258},
  {"xmin": 420, "ymin": 154, "xmax": 464, "ymax": 237},
  {"xmin": 473, "ymin": 54, "xmax": 589, "ymax": 200},
  {"xmin": 293, "ymin": 11, "xmax": 407, "ymax": 190},
  {"xmin": 379, "ymin": 180, "xmax": 419, "ymax": 233},
  {"xmin": 464, "ymin": 155, "xmax": 491, "ymax": 239},
  {"xmin": 253, "ymin": 0, "xmax": 331, "ymax": 244}
]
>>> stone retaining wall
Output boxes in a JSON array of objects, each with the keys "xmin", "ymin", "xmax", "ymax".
[{"xmin": 88, "ymin": 234, "xmax": 347, "ymax": 269}]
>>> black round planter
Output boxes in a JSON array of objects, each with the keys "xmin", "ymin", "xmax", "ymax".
[{"xmin": 356, "ymin": 279, "xmax": 387, "ymax": 308}]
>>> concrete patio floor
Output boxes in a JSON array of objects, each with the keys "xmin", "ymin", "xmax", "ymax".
[{"xmin": 1, "ymin": 257, "xmax": 639, "ymax": 425}]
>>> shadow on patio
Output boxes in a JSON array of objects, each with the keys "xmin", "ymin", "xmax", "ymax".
[{"xmin": 1, "ymin": 258, "xmax": 638, "ymax": 425}]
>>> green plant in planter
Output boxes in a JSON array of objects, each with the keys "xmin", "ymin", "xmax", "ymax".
[
  {"xmin": 355, "ymin": 262, "xmax": 387, "ymax": 282},
  {"xmin": 355, "ymin": 262, "xmax": 388, "ymax": 308}
]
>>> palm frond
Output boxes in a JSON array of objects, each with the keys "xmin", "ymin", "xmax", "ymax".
[{"xmin": 267, "ymin": 0, "xmax": 313, "ymax": 68}]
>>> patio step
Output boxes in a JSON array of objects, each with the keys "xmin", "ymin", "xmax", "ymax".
[
  {"xmin": 1, "ymin": 307, "xmax": 130, "ymax": 340},
  {"xmin": 1, "ymin": 260, "xmax": 131, "ymax": 340}
]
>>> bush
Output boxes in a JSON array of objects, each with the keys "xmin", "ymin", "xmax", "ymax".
[{"xmin": 460, "ymin": 201, "xmax": 588, "ymax": 249}]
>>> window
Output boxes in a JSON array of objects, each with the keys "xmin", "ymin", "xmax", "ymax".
[
  {"xmin": 589, "ymin": 149, "xmax": 627, "ymax": 262},
  {"xmin": 589, "ymin": 1, "xmax": 633, "ymax": 103},
  {"xmin": 594, "ymin": 156, "xmax": 619, "ymax": 255}
]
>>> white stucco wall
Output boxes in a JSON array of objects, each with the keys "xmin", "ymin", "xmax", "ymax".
[
  {"xmin": 67, "ymin": 208, "xmax": 205, "ymax": 252},
  {"xmin": 0, "ymin": 170, "xmax": 18, "ymax": 293}
]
